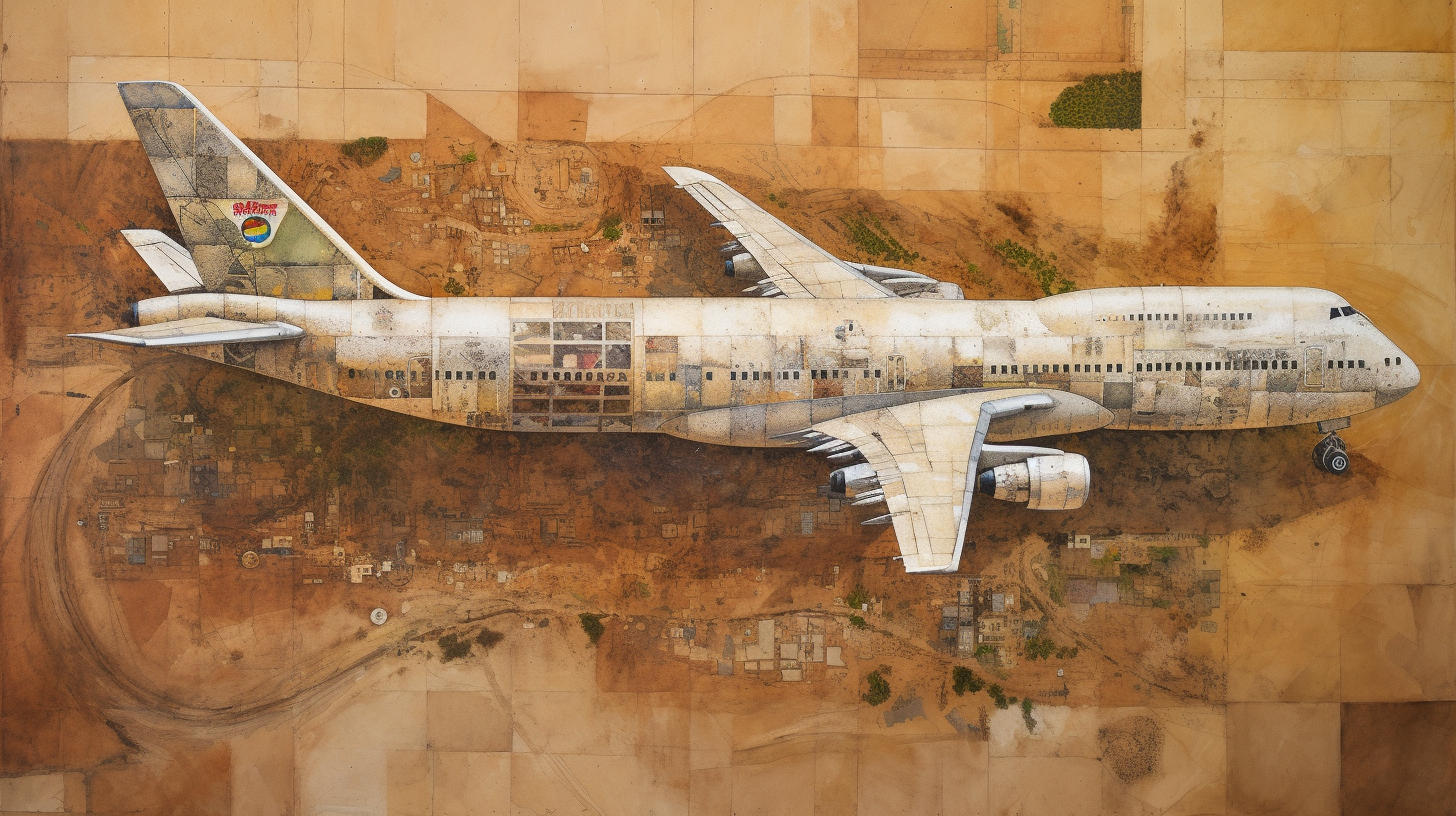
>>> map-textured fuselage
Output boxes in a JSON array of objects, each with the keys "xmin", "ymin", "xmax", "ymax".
[{"xmin": 137, "ymin": 285, "xmax": 1414, "ymax": 446}]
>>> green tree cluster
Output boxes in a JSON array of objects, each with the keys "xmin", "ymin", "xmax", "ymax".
[
  {"xmin": 341, "ymin": 136, "xmax": 389, "ymax": 166},
  {"xmin": 1049, "ymin": 71, "xmax": 1142, "ymax": 130},
  {"xmin": 443, "ymin": 277, "xmax": 466, "ymax": 296},
  {"xmin": 952, "ymin": 666, "xmax": 985, "ymax": 695},
  {"xmin": 579, "ymin": 613, "xmax": 606, "ymax": 644},
  {"xmin": 862, "ymin": 670, "xmax": 892, "ymax": 706}
]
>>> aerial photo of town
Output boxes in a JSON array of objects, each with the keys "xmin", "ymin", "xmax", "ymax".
[{"xmin": 1, "ymin": 1, "xmax": 1453, "ymax": 814}]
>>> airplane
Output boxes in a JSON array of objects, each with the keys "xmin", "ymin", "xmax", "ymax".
[{"xmin": 72, "ymin": 82, "xmax": 1420, "ymax": 574}]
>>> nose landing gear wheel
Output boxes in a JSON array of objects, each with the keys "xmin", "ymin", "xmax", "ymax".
[{"xmin": 1313, "ymin": 433, "xmax": 1350, "ymax": 475}]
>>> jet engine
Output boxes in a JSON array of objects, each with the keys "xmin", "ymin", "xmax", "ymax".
[
  {"xmin": 724, "ymin": 252, "xmax": 763, "ymax": 279},
  {"xmin": 976, "ymin": 454, "xmax": 1090, "ymax": 511}
]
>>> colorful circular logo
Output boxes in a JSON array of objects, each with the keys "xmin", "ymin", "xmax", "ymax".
[{"xmin": 240, "ymin": 215, "xmax": 271, "ymax": 244}]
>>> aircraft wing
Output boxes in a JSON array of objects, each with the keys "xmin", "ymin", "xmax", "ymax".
[
  {"xmin": 663, "ymin": 166, "xmax": 894, "ymax": 299},
  {"xmin": 804, "ymin": 390, "xmax": 1070, "ymax": 573},
  {"xmin": 70, "ymin": 316, "xmax": 304, "ymax": 348}
]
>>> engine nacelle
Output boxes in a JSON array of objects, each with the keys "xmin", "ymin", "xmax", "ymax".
[
  {"xmin": 725, "ymin": 252, "xmax": 763, "ymax": 279},
  {"xmin": 976, "ymin": 454, "xmax": 1090, "ymax": 510}
]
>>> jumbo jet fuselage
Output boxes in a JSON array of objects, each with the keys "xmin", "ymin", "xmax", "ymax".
[{"xmin": 132, "ymin": 284, "xmax": 1418, "ymax": 447}]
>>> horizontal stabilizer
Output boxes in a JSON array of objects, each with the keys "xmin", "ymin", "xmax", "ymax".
[
  {"xmin": 70, "ymin": 317, "xmax": 303, "ymax": 348},
  {"xmin": 121, "ymin": 229, "xmax": 204, "ymax": 293}
]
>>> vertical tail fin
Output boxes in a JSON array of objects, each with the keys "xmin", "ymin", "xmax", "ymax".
[{"xmin": 117, "ymin": 81, "xmax": 423, "ymax": 301}]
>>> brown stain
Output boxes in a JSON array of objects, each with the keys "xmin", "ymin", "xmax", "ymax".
[
  {"xmin": 517, "ymin": 92, "xmax": 589, "ymax": 142},
  {"xmin": 89, "ymin": 741, "xmax": 232, "ymax": 815},
  {"xmin": 812, "ymin": 96, "xmax": 859, "ymax": 147},
  {"xmin": 1341, "ymin": 702, "xmax": 1456, "ymax": 816},
  {"xmin": 110, "ymin": 579, "xmax": 173, "ymax": 647}
]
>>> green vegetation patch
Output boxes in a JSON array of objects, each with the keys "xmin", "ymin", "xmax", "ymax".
[
  {"xmin": 846, "ymin": 585, "xmax": 870, "ymax": 611},
  {"xmin": 579, "ymin": 613, "xmax": 606, "ymax": 644},
  {"xmin": 475, "ymin": 628, "xmax": 504, "ymax": 651},
  {"xmin": 1021, "ymin": 698, "xmax": 1037, "ymax": 732},
  {"xmin": 341, "ymin": 136, "xmax": 389, "ymax": 166},
  {"xmin": 443, "ymin": 276, "xmax": 466, "ymax": 296},
  {"xmin": 848, "ymin": 615, "xmax": 868, "ymax": 630},
  {"xmin": 1049, "ymin": 71, "xmax": 1142, "ymax": 130},
  {"xmin": 459, "ymin": 149, "xmax": 478, "ymax": 163},
  {"xmin": 987, "ymin": 683, "xmax": 1010, "ymax": 709},
  {"xmin": 993, "ymin": 239, "xmax": 1075, "ymax": 296},
  {"xmin": 530, "ymin": 222, "xmax": 580, "ymax": 233},
  {"xmin": 862, "ymin": 670, "xmax": 892, "ymax": 706},
  {"xmin": 838, "ymin": 212, "xmax": 921, "ymax": 266},
  {"xmin": 1024, "ymin": 636, "xmax": 1058, "ymax": 660},
  {"xmin": 952, "ymin": 666, "xmax": 985, "ymax": 696},
  {"xmin": 599, "ymin": 213, "xmax": 623, "ymax": 241},
  {"xmin": 1149, "ymin": 545, "xmax": 1179, "ymax": 562}
]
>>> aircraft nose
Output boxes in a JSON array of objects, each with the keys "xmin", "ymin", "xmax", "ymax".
[{"xmin": 1377, "ymin": 343, "xmax": 1419, "ymax": 406}]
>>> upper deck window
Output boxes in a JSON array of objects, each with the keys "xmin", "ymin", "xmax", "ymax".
[{"xmin": 1330, "ymin": 306, "xmax": 1358, "ymax": 319}]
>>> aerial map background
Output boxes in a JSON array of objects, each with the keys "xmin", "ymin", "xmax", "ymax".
[{"xmin": 0, "ymin": 0, "xmax": 1452, "ymax": 813}]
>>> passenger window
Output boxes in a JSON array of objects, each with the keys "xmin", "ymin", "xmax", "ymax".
[
  {"xmin": 1358, "ymin": 360, "xmax": 1364, "ymax": 368},
  {"xmin": 385, "ymin": 370, "xmax": 394, "ymax": 380},
  {"xmin": 443, "ymin": 371, "xmax": 450, "ymax": 380},
  {"xmin": 1338, "ymin": 360, "xmax": 1344, "ymax": 369},
  {"xmin": 1292, "ymin": 361, "xmax": 1297, "ymax": 369},
  {"xmin": 1116, "ymin": 364, "xmax": 1123, "ymax": 372},
  {"xmin": 348, "ymin": 368, "xmax": 356, "ymax": 378},
  {"xmin": 795, "ymin": 371, "xmax": 801, "ymax": 379},
  {"xmin": 751, "ymin": 371, "xmax": 758, "ymax": 381},
  {"xmin": 1139, "ymin": 314, "xmax": 1145, "ymax": 321},
  {"xmin": 863, "ymin": 369, "xmax": 870, "ymax": 378},
  {"xmin": 489, "ymin": 371, "xmax": 497, "ymax": 380},
  {"xmin": 1384, "ymin": 357, "xmax": 1390, "ymax": 366},
  {"xmin": 1261, "ymin": 360, "xmax": 1268, "ymax": 370},
  {"xmin": 1195, "ymin": 362, "xmax": 1202, "ymax": 371},
  {"xmin": 1328, "ymin": 360, "xmax": 1334, "ymax": 369},
  {"xmin": 731, "ymin": 371, "xmax": 737, "ymax": 381},
  {"xmin": 706, "ymin": 371, "xmax": 713, "ymax": 381},
  {"xmin": 1136, "ymin": 363, "xmax": 1143, "ymax": 372},
  {"xmin": 670, "ymin": 373, "xmax": 677, "ymax": 382},
  {"xmin": 832, "ymin": 370, "xmax": 839, "ymax": 379},
  {"xmin": 434, "ymin": 370, "xmax": 440, "ymax": 380},
  {"xmin": 1397, "ymin": 357, "xmax": 1402, "ymax": 365},
  {"xmin": 1095, "ymin": 364, "xmax": 1102, "ymax": 373},
  {"xmin": 1011, "ymin": 365, "xmax": 1018, "ymax": 374},
  {"xmin": 1173, "ymin": 314, "xmax": 1178, "ymax": 321}
]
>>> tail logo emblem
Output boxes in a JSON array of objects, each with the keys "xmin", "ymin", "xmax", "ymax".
[
  {"xmin": 220, "ymin": 199, "xmax": 288, "ymax": 249},
  {"xmin": 240, "ymin": 215, "xmax": 271, "ymax": 243}
]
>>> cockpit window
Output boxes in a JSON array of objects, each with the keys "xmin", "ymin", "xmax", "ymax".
[{"xmin": 1330, "ymin": 305, "xmax": 1358, "ymax": 318}]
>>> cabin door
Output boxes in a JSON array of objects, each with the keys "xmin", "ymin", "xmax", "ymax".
[
  {"xmin": 1303, "ymin": 347, "xmax": 1324, "ymax": 387},
  {"xmin": 408, "ymin": 356, "xmax": 433, "ymax": 399},
  {"xmin": 887, "ymin": 355, "xmax": 906, "ymax": 391}
]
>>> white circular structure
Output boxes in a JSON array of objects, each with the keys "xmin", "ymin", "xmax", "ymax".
[{"xmin": 370, "ymin": 608, "xmax": 388, "ymax": 625}]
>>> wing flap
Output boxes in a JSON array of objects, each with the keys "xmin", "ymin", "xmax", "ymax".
[
  {"xmin": 70, "ymin": 316, "xmax": 304, "ymax": 348},
  {"xmin": 811, "ymin": 390, "xmax": 1061, "ymax": 573}
]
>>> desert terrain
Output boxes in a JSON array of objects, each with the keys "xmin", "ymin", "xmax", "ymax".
[{"xmin": 1, "ymin": 1, "xmax": 1453, "ymax": 814}]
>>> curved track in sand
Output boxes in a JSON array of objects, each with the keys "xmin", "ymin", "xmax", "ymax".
[{"xmin": 18, "ymin": 366, "xmax": 524, "ymax": 735}]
